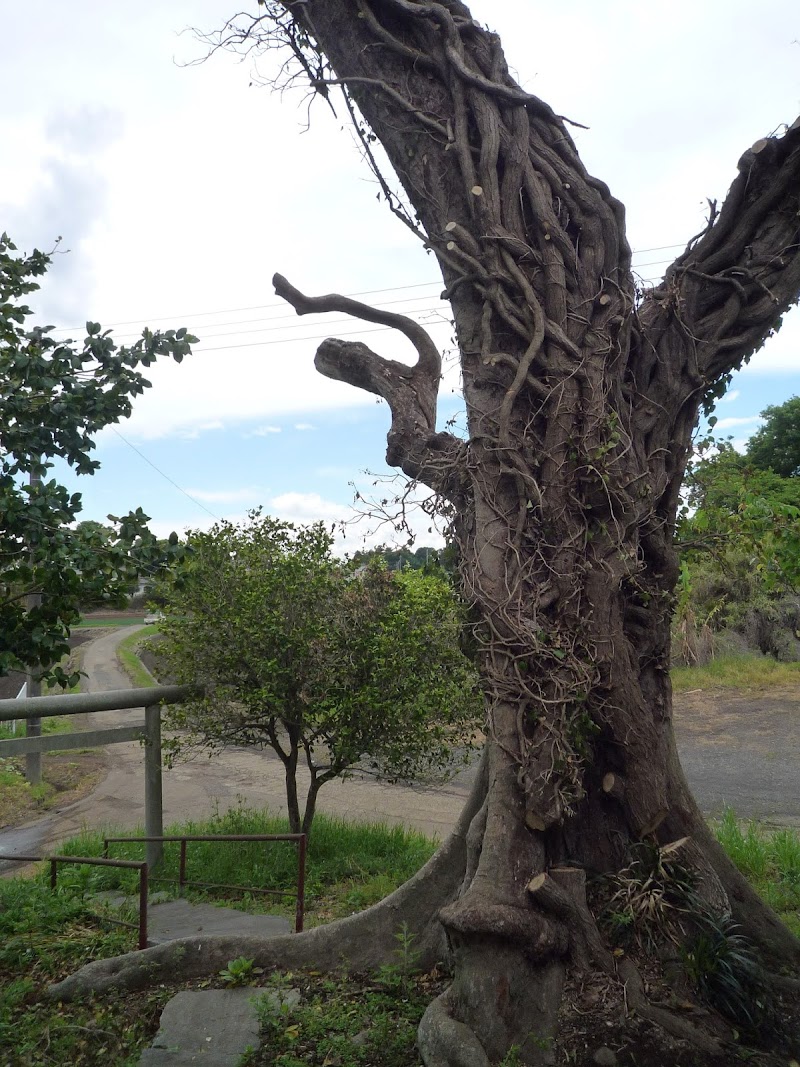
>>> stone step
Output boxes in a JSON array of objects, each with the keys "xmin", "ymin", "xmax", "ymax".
[
  {"xmin": 93, "ymin": 893, "xmax": 292, "ymax": 945},
  {"xmin": 138, "ymin": 987, "xmax": 300, "ymax": 1066}
]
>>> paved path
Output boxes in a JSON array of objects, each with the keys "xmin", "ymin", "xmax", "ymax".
[{"xmin": 1, "ymin": 629, "xmax": 799, "ymax": 872}]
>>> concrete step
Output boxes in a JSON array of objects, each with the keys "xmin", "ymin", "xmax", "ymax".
[
  {"xmin": 139, "ymin": 987, "xmax": 300, "ymax": 1066},
  {"xmin": 93, "ymin": 893, "xmax": 292, "ymax": 945}
]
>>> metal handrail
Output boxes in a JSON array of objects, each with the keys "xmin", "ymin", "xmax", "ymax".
[
  {"xmin": 0, "ymin": 684, "xmax": 193, "ymax": 722},
  {"xmin": 1, "ymin": 854, "xmax": 149, "ymax": 949},
  {"xmin": 103, "ymin": 833, "xmax": 307, "ymax": 932}
]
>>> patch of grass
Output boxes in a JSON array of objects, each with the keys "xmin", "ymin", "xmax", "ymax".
[
  {"xmin": 0, "ymin": 879, "xmax": 166, "ymax": 1065},
  {"xmin": 116, "ymin": 625, "xmax": 158, "ymax": 688},
  {"xmin": 51, "ymin": 805, "xmax": 438, "ymax": 924},
  {"xmin": 76, "ymin": 617, "xmax": 147, "ymax": 628},
  {"xmin": 0, "ymin": 716, "xmax": 74, "ymax": 742},
  {"xmin": 713, "ymin": 808, "xmax": 800, "ymax": 937},
  {"xmin": 244, "ymin": 967, "xmax": 444, "ymax": 1067},
  {"xmin": 671, "ymin": 653, "xmax": 800, "ymax": 692},
  {"xmin": 0, "ymin": 751, "xmax": 107, "ymax": 829},
  {"xmin": 0, "ymin": 809, "xmax": 438, "ymax": 1065}
]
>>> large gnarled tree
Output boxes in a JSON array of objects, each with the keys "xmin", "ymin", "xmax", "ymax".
[{"xmin": 53, "ymin": 3, "xmax": 800, "ymax": 1062}]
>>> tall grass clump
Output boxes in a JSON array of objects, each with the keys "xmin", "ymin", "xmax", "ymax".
[
  {"xmin": 671, "ymin": 653, "xmax": 800, "ymax": 692},
  {"xmin": 51, "ymin": 806, "xmax": 438, "ymax": 921},
  {"xmin": 713, "ymin": 808, "xmax": 800, "ymax": 937}
]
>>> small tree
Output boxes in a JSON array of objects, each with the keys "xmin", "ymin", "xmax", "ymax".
[
  {"xmin": 676, "ymin": 440, "xmax": 800, "ymax": 661},
  {"xmin": 153, "ymin": 513, "xmax": 482, "ymax": 835},
  {"xmin": 0, "ymin": 234, "xmax": 195, "ymax": 684}
]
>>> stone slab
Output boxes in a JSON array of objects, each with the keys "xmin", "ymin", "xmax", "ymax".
[
  {"xmin": 138, "ymin": 988, "xmax": 261, "ymax": 1065},
  {"xmin": 138, "ymin": 987, "xmax": 300, "ymax": 1066},
  {"xmin": 145, "ymin": 899, "xmax": 291, "ymax": 945}
]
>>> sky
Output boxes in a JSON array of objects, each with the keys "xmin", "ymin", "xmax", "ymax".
[{"xmin": 1, "ymin": 1, "xmax": 799, "ymax": 550}]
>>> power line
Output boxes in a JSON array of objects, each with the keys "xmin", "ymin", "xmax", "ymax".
[
  {"xmin": 110, "ymin": 428, "xmax": 220, "ymax": 521},
  {"xmin": 102, "ymin": 300, "xmax": 453, "ymax": 347},
  {"xmin": 51, "ymin": 244, "xmax": 686, "ymax": 334},
  {"xmin": 183, "ymin": 322, "xmax": 445, "ymax": 355},
  {"xmin": 52, "ymin": 280, "xmax": 446, "ymax": 333}
]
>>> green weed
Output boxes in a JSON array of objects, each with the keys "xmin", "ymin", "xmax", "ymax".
[
  {"xmin": 671, "ymin": 653, "xmax": 800, "ymax": 692},
  {"xmin": 219, "ymin": 956, "xmax": 262, "ymax": 987},
  {"xmin": 712, "ymin": 809, "xmax": 800, "ymax": 937},
  {"xmin": 115, "ymin": 625, "xmax": 159, "ymax": 687}
]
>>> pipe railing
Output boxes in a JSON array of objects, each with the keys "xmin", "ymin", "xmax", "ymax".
[
  {"xmin": 1, "ymin": 854, "xmax": 149, "ymax": 949},
  {"xmin": 104, "ymin": 833, "xmax": 307, "ymax": 932},
  {"xmin": 0, "ymin": 685, "xmax": 194, "ymax": 870}
]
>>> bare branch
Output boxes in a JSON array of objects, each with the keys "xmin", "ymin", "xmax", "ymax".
[{"xmin": 273, "ymin": 272, "xmax": 442, "ymax": 381}]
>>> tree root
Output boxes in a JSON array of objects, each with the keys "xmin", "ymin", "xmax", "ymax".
[
  {"xmin": 49, "ymin": 752, "xmax": 488, "ymax": 1002},
  {"xmin": 616, "ymin": 958, "xmax": 726, "ymax": 1054},
  {"xmin": 417, "ymin": 989, "xmax": 491, "ymax": 1067}
]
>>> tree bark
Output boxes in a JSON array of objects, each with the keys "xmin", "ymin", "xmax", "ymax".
[
  {"xmin": 56, "ymin": 4, "xmax": 800, "ymax": 1061},
  {"xmin": 265, "ymin": 3, "xmax": 800, "ymax": 1059}
]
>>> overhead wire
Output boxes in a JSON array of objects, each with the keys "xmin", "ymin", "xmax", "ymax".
[
  {"xmin": 50, "ymin": 243, "xmax": 685, "ymax": 336},
  {"xmin": 36, "ymin": 242, "xmax": 687, "ymax": 521},
  {"xmin": 110, "ymin": 429, "xmax": 220, "ymax": 521}
]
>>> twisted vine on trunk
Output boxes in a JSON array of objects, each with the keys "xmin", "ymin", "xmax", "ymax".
[{"xmin": 52, "ymin": 4, "xmax": 800, "ymax": 1062}]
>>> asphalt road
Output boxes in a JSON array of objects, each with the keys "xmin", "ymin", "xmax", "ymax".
[{"xmin": 1, "ymin": 628, "xmax": 798, "ymax": 872}]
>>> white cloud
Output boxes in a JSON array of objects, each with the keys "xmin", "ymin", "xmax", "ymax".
[
  {"xmin": 713, "ymin": 415, "xmax": 763, "ymax": 430},
  {"xmin": 294, "ymin": 423, "xmax": 315, "ymax": 431},
  {"xmin": 719, "ymin": 390, "xmax": 740, "ymax": 404},
  {"xmin": 176, "ymin": 420, "xmax": 224, "ymax": 441},
  {"xmin": 250, "ymin": 425, "xmax": 282, "ymax": 436},
  {"xmin": 269, "ymin": 491, "xmax": 350, "ymax": 526}
]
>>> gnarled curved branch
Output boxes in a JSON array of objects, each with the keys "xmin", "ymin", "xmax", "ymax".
[{"xmin": 273, "ymin": 273, "xmax": 467, "ymax": 498}]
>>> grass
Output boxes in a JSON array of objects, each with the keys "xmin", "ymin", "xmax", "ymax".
[
  {"xmin": 711, "ymin": 808, "xmax": 800, "ymax": 937},
  {"xmin": 54, "ymin": 804, "xmax": 437, "ymax": 924},
  {"xmin": 2, "ymin": 806, "xmax": 798, "ymax": 1065},
  {"xmin": 0, "ymin": 880, "xmax": 169, "ymax": 1065},
  {"xmin": 0, "ymin": 715, "xmax": 73, "ymax": 743},
  {"xmin": 76, "ymin": 617, "xmax": 148, "ymax": 628},
  {"xmin": 115, "ymin": 625, "xmax": 158, "ymax": 688},
  {"xmin": 243, "ymin": 965, "xmax": 442, "ymax": 1067},
  {"xmin": 0, "ymin": 807, "xmax": 436, "ymax": 1065},
  {"xmin": 0, "ymin": 717, "xmax": 93, "ymax": 823},
  {"xmin": 671, "ymin": 653, "xmax": 800, "ymax": 692}
]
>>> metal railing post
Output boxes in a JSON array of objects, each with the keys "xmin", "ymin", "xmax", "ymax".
[
  {"xmin": 296, "ymin": 834, "xmax": 307, "ymax": 933},
  {"xmin": 144, "ymin": 704, "xmax": 164, "ymax": 871},
  {"xmin": 139, "ymin": 863, "xmax": 149, "ymax": 950}
]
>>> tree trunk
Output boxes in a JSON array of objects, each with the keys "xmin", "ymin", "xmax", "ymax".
[
  {"xmin": 301, "ymin": 775, "xmax": 321, "ymax": 837},
  {"xmin": 54, "ymin": 4, "xmax": 800, "ymax": 1060},
  {"xmin": 284, "ymin": 737, "xmax": 302, "ymax": 835},
  {"xmin": 268, "ymin": 3, "xmax": 800, "ymax": 1059}
]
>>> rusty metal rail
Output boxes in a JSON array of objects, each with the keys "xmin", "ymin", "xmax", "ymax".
[
  {"xmin": 103, "ymin": 832, "xmax": 307, "ymax": 932},
  {"xmin": 1, "ymin": 854, "xmax": 149, "ymax": 949}
]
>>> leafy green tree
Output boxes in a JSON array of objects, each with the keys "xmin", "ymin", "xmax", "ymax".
[
  {"xmin": 745, "ymin": 395, "xmax": 800, "ymax": 478},
  {"xmin": 152, "ymin": 513, "xmax": 482, "ymax": 835},
  {"xmin": 676, "ymin": 440, "xmax": 800, "ymax": 662},
  {"xmin": 681, "ymin": 440, "xmax": 800, "ymax": 590},
  {"xmin": 0, "ymin": 234, "xmax": 195, "ymax": 684}
]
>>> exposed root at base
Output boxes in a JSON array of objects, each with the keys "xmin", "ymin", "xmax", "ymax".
[{"xmin": 417, "ymin": 990, "xmax": 491, "ymax": 1067}]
